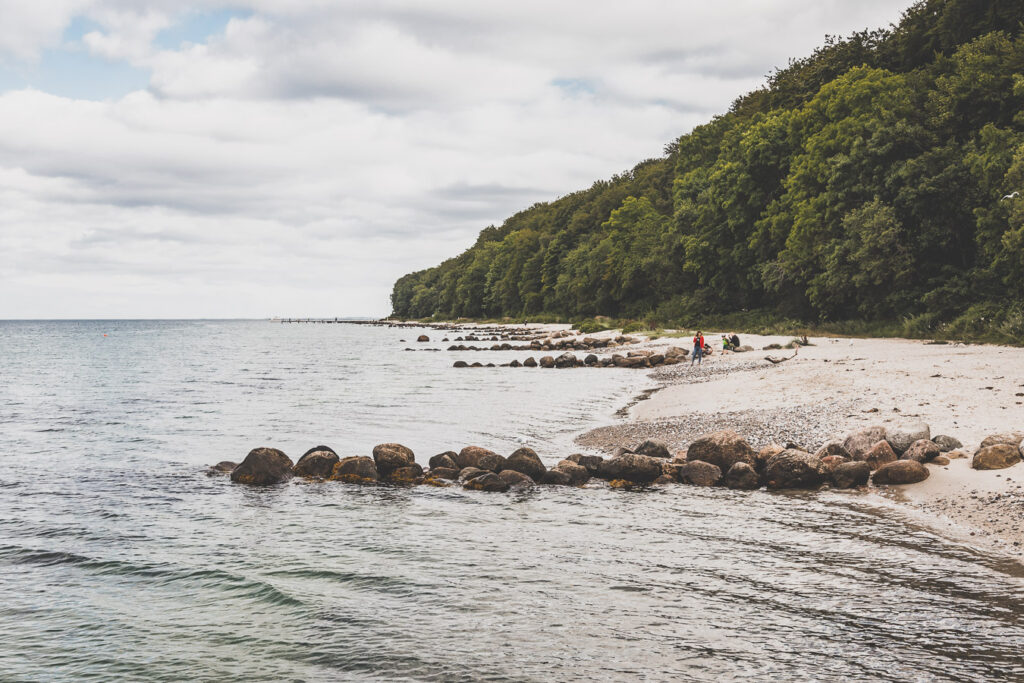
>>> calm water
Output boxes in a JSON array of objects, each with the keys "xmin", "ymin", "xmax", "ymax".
[{"xmin": 1, "ymin": 320, "xmax": 1022, "ymax": 682}]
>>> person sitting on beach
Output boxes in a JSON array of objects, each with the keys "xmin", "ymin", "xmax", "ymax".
[
  {"xmin": 730, "ymin": 333, "xmax": 741, "ymax": 349},
  {"xmin": 691, "ymin": 331, "xmax": 704, "ymax": 366}
]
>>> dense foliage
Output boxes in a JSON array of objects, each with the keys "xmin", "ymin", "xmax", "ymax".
[{"xmin": 392, "ymin": 0, "xmax": 1024, "ymax": 340}]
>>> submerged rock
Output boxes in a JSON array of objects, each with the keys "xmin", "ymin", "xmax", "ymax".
[
  {"xmin": 679, "ymin": 460, "xmax": 722, "ymax": 486},
  {"xmin": 723, "ymin": 462, "xmax": 759, "ymax": 490},
  {"xmin": 505, "ymin": 447, "xmax": 546, "ymax": 481},
  {"xmin": 554, "ymin": 459, "xmax": 590, "ymax": 486},
  {"xmin": 872, "ymin": 460, "xmax": 929, "ymax": 485},
  {"xmin": 231, "ymin": 447, "xmax": 294, "ymax": 486},
  {"xmin": 764, "ymin": 449, "xmax": 827, "ymax": 489},
  {"xmin": 208, "ymin": 461, "xmax": 237, "ymax": 473},
  {"xmin": 292, "ymin": 446, "xmax": 339, "ymax": 478},
  {"xmin": 971, "ymin": 444, "xmax": 1022, "ymax": 470},
  {"xmin": 831, "ymin": 461, "xmax": 870, "ymax": 489},
  {"xmin": 687, "ymin": 430, "xmax": 756, "ymax": 472},
  {"xmin": 332, "ymin": 456, "xmax": 378, "ymax": 482}
]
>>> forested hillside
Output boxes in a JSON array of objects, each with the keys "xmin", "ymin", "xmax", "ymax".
[{"xmin": 391, "ymin": 0, "xmax": 1024, "ymax": 340}]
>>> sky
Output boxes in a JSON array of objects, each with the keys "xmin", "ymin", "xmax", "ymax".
[{"xmin": 0, "ymin": 1, "xmax": 909, "ymax": 319}]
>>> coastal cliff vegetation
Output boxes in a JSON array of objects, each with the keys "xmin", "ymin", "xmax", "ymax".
[{"xmin": 391, "ymin": 0, "xmax": 1024, "ymax": 343}]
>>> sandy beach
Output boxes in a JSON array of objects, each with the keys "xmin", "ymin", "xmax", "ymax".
[{"xmin": 575, "ymin": 331, "xmax": 1024, "ymax": 559}]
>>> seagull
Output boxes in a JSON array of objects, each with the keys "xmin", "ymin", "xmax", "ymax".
[{"xmin": 1001, "ymin": 191, "xmax": 1020, "ymax": 200}]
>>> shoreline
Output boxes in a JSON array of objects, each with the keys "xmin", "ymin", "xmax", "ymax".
[{"xmin": 571, "ymin": 330, "xmax": 1024, "ymax": 562}]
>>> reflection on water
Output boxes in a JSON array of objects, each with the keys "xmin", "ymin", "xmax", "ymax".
[{"xmin": 0, "ymin": 320, "xmax": 1022, "ymax": 681}]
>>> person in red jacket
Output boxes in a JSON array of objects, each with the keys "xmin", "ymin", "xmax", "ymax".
[{"xmin": 691, "ymin": 330, "xmax": 704, "ymax": 366}]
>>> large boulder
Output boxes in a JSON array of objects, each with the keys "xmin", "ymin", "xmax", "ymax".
[
  {"xmin": 498, "ymin": 470, "xmax": 534, "ymax": 487},
  {"xmin": 831, "ymin": 461, "xmax": 870, "ymax": 489},
  {"xmin": 463, "ymin": 472, "xmax": 510, "ymax": 492},
  {"xmin": 886, "ymin": 422, "xmax": 931, "ymax": 455},
  {"xmin": 426, "ymin": 467, "xmax": 461, "ymax": 481},
  {"xmin": 686, "ymin": 430, "xmax": 756, "ymax": 472},
  {"xmin": 539, "ymin": 469, "xmax": 572, "ymax": 485},
  {"xmin": 331, "ymin": 456, "xmax": 379, "ymax": 482},
  {"xmin": 539, "ymin": 356, "xmax": 556, "ymax": 368},
  {"xmin": 864, "ymin": 440, "xmax": 898, "ymax": 471},
  {"xmin": 679, "ymin": 460, "xmax": 722, "ymax": 487},
  {"xmin": 554, "ymin": 352, "xmax": 579, "ymax": 368},
  {"xmin": 755, "ymin": 444, "xmax": 784, "ymax": 473},
  {"xmin": 932, "ymin": 435, "xmax": 963, "ymax": 452},
  {"xmin": 292, "ymin": 446, "xmax": 340, "ymax": 478},
  {"xmin": 372, "ymin": 443, "xmax": 415, "ymax": 477},
  {"xmin": 634, "ymin": 439, "xmax": 671, "ymax": 459},
  {"xmin": 764, "ymin": 449, "xmax": 828, "ymax": 489},
  {"xmin": 523, "ymin": 357, "xmax": 538, "ymax": 367},
  {"xmin": 417, "ymin": 335, "xmax": 429, "ymax": 342},
  {"xmin": 971, "ymin": 444, "xmax": 1022, "ymax": 470},
  {"xmin": 429, "ymin": 452, "xmax": 459, "ymax": 470},
  {"xmin": 723, "ymin": 462, "xmax": 759, "ymax": 490},
  {"xmin": 843, "ymin": 426, "xmax": 888, "ymax": 461},
  {"xmin": 565, "ymin": 453, "xmax": 604, "ymax": 474},
  {"xmin": 458, "ymin": 467, "xmax": 489, "ymax": 482},
  {"xmin": 901, "ymin": 439, "xmax": 941, "ymax": 463},
  {"xmin": 231, "ymin": 448, "xmax": 294, "ymax": 486},
  {"xmin": 872, "ymin": 460, "xmax": 929, "ymax": 485},
  {"xmin": 455, "ymin": 446, "xmax": 505, "ymax": 472},
  {"xmin": 554, "ymin": 460, "xmax": 590, "ymax": 486},
  {"xmin": 505, "ymin": 447, "xmax": 546, "ymax": 481},
  {"xmin": 386, "ymin": 463, "xmax": 424, "ymax": 482},
  {"xmin": 596, "ymin": 453, "xmax": 663, "ymax": 484},
  {"xmin": 978, "ymin": 431, "xmax": 1024, "ymax": 449}
]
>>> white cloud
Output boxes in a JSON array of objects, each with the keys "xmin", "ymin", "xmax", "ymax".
[{"xmin": 0, "ymin": 0, "xmax": 910, "ymax": 317}]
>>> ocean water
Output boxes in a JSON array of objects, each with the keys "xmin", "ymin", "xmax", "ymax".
[{"xmin": 0, "ymin": 319, "xmax": 1022, "ymax": 682}]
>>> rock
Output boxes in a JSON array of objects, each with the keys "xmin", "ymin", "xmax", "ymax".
[
  {"xmin": 498, "ymin": 470, "xmax": 534, "ymax": 487},
  {"xmin": 886, "ymin": 422, "xmax": 931, "ymax": 454},
  {"xmin": 455, "ymin": 446, "xmax": 505, "ymax": 472},
  {"xmin": 417, "ymin": 335, "xmax": 429, "ymax": 342},
  {"xmin": 458, "ymin": 467, "xmax": 489, "ymax": 482},
  {"xmin": 539, "ymin": 469, "xmax": 572, "ymax": 485},
  {"xmin": 292, "ymin": 447, "xmax": 340, "ymax": 478},
  {"xmin": 979, "ymin": 431, "xmax": 1024, "ymax": 449},
  {"xmin": 539, "ymin": 356, "xmax": 556, "ymax": 368},
  {"xmin": 523, "ymin": 357, "xmax": 538, "ymax": 367},
  {"xmin": 736, "ymin": 345, "xmax": 754, "ymax": 352},
  {"xmin": 764, "ymin": 449, "xmax": 827, "ymax": 489},
  {"xmin": 331, "ymin": 456, "xmax": 379, "ymax": 483},
  {"xmin": 584, "ymin": 354, "xmax": 598, "ymax": 365},
  {"xmin": 509, "ymin": 359, "xmax": 521, "ymax": 368},
  {"xmin": 554, "ymin": 460, "xmax": 590, "ymax": 486},
  {"xmin": 679, "ymin": 460, "xmax": 722, "ymax": 487},
  {"xmin": 555, "ymin": 352, "xmax": 579, "ymax": 368},
  {"xmin": 231, "ymin": 447, "xmax": 294, "ymax": 486},
  {"xmin": 634, "ymin": 439, "xmax": 671, "ymax": 459},
  {"xmin": 426, "ymin": 467, "xmax": 461, "ymax": 481},
  {"xmin": 652, "ymin": 474, "xmax": 677, "ymax": 485},
  {"xmin": 872, "ymin": 460, "xmax": 929, "ymax": 485},
  {"xmin": 945, "ymin": 449, "xmax": 968, "ymax": 459},
  {"xmin": 463, "ymin": 472, "xmax": 510, "ymax": 492},
  {"xmin": 453, "ymin": 361, "xmax": 468, "ymax": 368},
  {"xmin": 755, "ymin": 444, "xmax": 784, "ymax": 473},
  {"xmin": 843, "ymin": 426, "xmax": 888, "ymax": 460},
  {"xmin": 565, "ymin": 453, "xmax": 604, "ymax": 474},
  {"xmin": 665, "ymin": 346, "xmax": 688, "ymax": 358},
  {"xmin": 687, "ymin": 430, "xmax": 756, "ymax": 472},
  {"xmin": 209, "ymin": 461, "xmax": 236, "ymax": 473},
  {"xmin": 832, "ymin": 461, "xmax": 870, "ymax": 488},
  {"xmin": 931, "ymin": 455, "xmax": 950, "ymax": 466},
  {"xmin": 596, "ymin": 453, "xmax": 663, "ymax": 484},
  {"xmin": 864, "ymin": 440, "xmax": 898, "ymax": 471},
  {"xmin": 504, "ymin": 447, "xmax": 546, "ymax": 480},
  {"xmin": 820, "ymin": 455, "xmax": 847, "ymax": 472},
  {"xmin": 901, "ymin": 439, "xmax": 941, "ymax": 463},
  {"xmin": 386, "ymin": 463, "xmax": 424, "ymax": 482},
  {"xmin": 813, "ymin": 440, "xmax": 851, "ymax": 461},
  {"xmin": 429, "ymin": 452, "xmax": 458, "ymax": 470},
  {"xmin": 372, "ymin": 443, "xmax": 415, "ymax": 477},
  {"xmin": 723, "ymin": 462, "xmax": 759, "ymax": 490},
  {"xmin": 932, "ymin": 435, "xmax": 963, "ymax": 452},
  {"xmin": 971, "ymin": 444, "xmax": 1022, "ymax": 470}
]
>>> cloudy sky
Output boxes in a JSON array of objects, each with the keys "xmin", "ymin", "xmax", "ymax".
[{"xmin": 0, "ymin": 1, "xmax": 907, "ymax": 318}]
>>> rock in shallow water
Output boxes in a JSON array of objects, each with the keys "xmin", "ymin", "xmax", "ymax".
[
  {"xmin": 498, "ymin": 469, "xmax": 534, "ymax": 487},
  {"xmin": 680, "ymin": 460, "xmax": 722, "ymax": 487},
  {"xmin": 505, "ymin": 447, "xmax": 546, "ymax": 480},
  {"xmin": 293, "ymin": 447, "xmax": 340, "ymax": 478},
  {"xmin": 723, "ymin": 462, "xmax": 759, "ymax": 490},
  {"xmin": 372, "ymin": 443, "xmax": 415, "ymax": 477},
  {"xmin": 462, "ymin": 472, "xmax": 509, "ymax": 492},
  {"xmin": 231, "ymin": 447, "xmax": 294, "ymax": 486},
  {"xmin": 332, "ymin": 456, "xmax": 379, "ymax": 482},
  {"xmin": 554, "ymin": 460, "xmax": 590, "ymax": 486},
  {"xmin": 687, "ymin": 430, "xmax": 756, "ymax": 472},
  {"xmin": 764, "ymin": 449, "xmax": 827, "ymax": 490},
  {"xmin": 872, "ymin": 460, "xmax": 929, "ymax": 485},
  {"xmin": 597, "ymin": 453, "xmax": 663, "ymax": 484},
  {"xmin": 455, "ymin": 446, "xmax": 505, "ymax": 472},
  {"xmin": 831, "ymin": 461, "xmax": 870, "ymax": 489}
]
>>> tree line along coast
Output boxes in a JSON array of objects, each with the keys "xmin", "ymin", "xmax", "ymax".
[{"xmin": 390, "ymin": 0, "xmax": 1024, "ymax": 345}]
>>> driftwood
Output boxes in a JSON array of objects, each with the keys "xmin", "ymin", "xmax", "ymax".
[{"xmin": 764, "ymin": 349, "xmax": 799, "ymax": 364}]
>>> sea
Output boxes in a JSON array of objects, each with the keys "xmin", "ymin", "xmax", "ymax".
[{"xmin": 0, "ymin": 319, "xmax": 1022, "ymax": 682}]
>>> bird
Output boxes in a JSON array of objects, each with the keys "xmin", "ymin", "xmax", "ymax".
[{"xmin": 1001, "ymin": 191, "xmax": 1020, "ymax": 200}]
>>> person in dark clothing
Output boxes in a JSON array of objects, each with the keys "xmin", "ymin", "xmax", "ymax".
[{"xmin": 730, "ymin": 333, "xmax": 740, "ymax": 349}]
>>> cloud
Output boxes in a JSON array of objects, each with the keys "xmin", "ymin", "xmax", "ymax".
[{"xmin": 0, "ymin": 0, "xmax": 910, "ymax": 317}]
